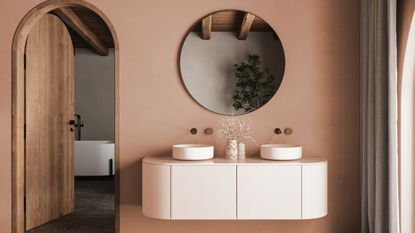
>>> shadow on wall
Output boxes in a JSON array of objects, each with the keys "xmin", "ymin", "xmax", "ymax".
[{"xmin": 400, "ymin": 9, "xmax": 415, "ymax": 233}]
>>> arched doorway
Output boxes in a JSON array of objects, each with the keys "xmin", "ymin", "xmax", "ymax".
[{"xmin": 12, "ymin": 1, "xmax": 119, "ymax": 233}]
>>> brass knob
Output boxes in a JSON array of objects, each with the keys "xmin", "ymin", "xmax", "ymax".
[
  {"xmin": 284, "ymin": 127, "xmax": 293, "ymax": 135},
  {"xmin": 204, "ymin": 128, "xmax": 214, "ymax": 135},
  {"xmin": 190, "ymin": 128, "xmax": 198, "ymax": 135}
]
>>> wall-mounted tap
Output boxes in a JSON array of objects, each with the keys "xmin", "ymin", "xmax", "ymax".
[{"xmin": 74, "ymin": 114, "xmax": 84, "ymax": 140}]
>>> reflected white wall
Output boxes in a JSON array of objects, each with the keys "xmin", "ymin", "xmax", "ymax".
[{"xmin": 75, "ymin": 48, "xmax": 115, "ymax": 140}]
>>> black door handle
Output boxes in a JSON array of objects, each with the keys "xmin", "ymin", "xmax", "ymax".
[{"xmin": 69, "ymin": 120, "xmax": 75, "ymax": 125}]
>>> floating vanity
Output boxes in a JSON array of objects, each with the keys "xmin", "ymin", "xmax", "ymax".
[{"xmin": 142, "ymin": 156, "xmax": 327, "ymax": 220}]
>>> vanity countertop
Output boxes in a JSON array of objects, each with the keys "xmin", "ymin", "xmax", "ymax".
[{"xmin": 143, "ymin": 155, "xmax": 327, "ymax": 166}]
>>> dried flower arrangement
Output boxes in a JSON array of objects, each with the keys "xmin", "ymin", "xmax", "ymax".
[{"xmin": 217, "ymin": 116, "xmax": 256, "ymax": 143}]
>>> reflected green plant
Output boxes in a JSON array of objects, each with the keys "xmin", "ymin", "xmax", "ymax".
[{"xmin": 232, "ymin": 54, "xmax": 276, "ymax": 112}]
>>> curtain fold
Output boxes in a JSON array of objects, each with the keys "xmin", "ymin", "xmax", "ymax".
[{"xmin": 361, "ymin": 0, "xmax": 400, "ymax": 233}]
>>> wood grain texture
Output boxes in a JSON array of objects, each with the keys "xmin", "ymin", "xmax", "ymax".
[
  {"xmin": 12, "ymin": 2, "xmax": 118, "ymax": 233},
  {"xmin": 201, "ymin": 15, "xmax": 212, "ymax": 40},
  {"xmin": 69, "ymin": 6, "xmax": 114, "ymax": 48},
  {"xmin": 11, "ymin": 37, "xmax": 25, "ymax": 233},
  {"xmin": 238, "ymin": 13, "xmax": 255, "ymax": 40},
  {"xmin": 25, "ymin": 14, "xmax": 75, "ymax": 230},
  {"xmin": 53, "ymin": 7, "xmax": 108, "ymax": 56},
  {"xmin": 191, "ymin": 10, "xmax": 273, "ymax": 32}
]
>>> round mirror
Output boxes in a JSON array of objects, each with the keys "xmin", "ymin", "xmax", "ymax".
[{"xmin": 180, "ymin": 10, "xmax": 285, "ymax": 115}]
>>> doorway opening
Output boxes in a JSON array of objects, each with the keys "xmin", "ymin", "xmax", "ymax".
[{"xmin": 12, "ymin": 1, "xmax": 119, "ymax": 233}]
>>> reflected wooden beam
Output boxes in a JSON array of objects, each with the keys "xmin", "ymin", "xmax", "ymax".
[
  {"xmin": 53, "ymin": 7, "xmax": 108, "ymax": 56},
  {"xmin": 238, "ymin": 13, "xmax": 255, "ymax": 40},
  {"xmin": 201, "ymin": 15, "xmax": 212, "ymax": 40}
]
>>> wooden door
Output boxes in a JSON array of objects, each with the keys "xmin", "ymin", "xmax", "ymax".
[{"xmin": 25, "ymin": 14, "xmax": 75, "ymax": 230}]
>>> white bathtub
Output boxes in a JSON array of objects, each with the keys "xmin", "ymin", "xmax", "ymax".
[{"xmin": 75, "ymin": 140, "xmax": 115, "ymax": 176}]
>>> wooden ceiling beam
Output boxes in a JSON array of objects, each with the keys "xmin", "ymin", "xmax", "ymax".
[
  {"xmin": 53, "ymin": 7, "xmax": 109, "ymax": 56},
  {"xmin": 201, "ymin": 15, "xmax": 212, "ymax": 40},
  {"xmin": 238, "ymin": 13, "xmax": 255, "ymax": 40}
]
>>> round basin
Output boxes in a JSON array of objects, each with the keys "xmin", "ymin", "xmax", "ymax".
[
  {"xmin": 260, "ymin": 144, "xmax": 302, "ymax": 160},
  {"xmin": 172, "ymin": 144, "xmax": 214, "ymax": 160}
]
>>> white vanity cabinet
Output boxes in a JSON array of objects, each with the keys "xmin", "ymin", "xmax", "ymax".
[
  {"xmin": 142, "ymin": 156, "xmax": 327, "ymax": 220},
  {"xmin": 237, "ymin": 165, "xmax": 302, "ymax": 219},
  {"xmin": 302, "ymin": 163, "xmax": 328, "ymax": 219},
  {"xmin": 171, "ymin": 165, "xmax": 236, "ymax": 219}
]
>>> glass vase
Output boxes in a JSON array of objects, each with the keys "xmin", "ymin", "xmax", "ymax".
[{"xmin": 238, "ymin": 142, "xmax": 246, "ymax": 160}]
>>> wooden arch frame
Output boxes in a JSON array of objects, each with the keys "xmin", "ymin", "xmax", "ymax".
[{"xmin": 11, "ymin": 1, "xmax": 120, "ymax": 232}]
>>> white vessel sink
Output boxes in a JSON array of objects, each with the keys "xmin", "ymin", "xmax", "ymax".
[
  {"xmin": 260, "ymin": 144, "xmax": 302, "ymax": 160},
  {"xmin": 172, "ymin": 144, "xmax": 214, "ymax": 160}
]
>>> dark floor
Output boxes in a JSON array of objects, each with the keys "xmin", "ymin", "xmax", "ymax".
[{"xmin": 27, "ymin": 179, "xmax": 115, "ymax": 233}]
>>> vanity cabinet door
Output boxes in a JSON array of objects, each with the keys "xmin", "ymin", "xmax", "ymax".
[
  {"xmin": 237, "ymin": 165, "xmax": 302, "ymax": 219},
  {"xmin": 171, "ymin": 165, "xmax": 236, "ymax": 219},
  {"xmin": 302, "ymin": 162, "xmax": 328, "ymax": 219},
  {"xmin": 142, "ymin": 162, "xmax": 171, "ymax": 219}
]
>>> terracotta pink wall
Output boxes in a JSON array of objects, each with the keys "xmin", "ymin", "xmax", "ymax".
[{"xmin": 0, "ymin": 0, "xmax": 361, "ymax": 232}]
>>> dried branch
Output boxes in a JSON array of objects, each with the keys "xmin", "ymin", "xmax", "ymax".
[{"xmin": 217, "ymin": 116, "xmax": 256, "ymax": 143}]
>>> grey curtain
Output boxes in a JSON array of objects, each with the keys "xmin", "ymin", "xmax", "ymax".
[{"xmin": 361, "ymin": 0, "xmax": 399, "ymax": 233}]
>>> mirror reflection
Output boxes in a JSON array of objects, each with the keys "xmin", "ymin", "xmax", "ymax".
[{"xmin": 180, "ymin": 10, "xmax": 285, "ymax": 115}]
